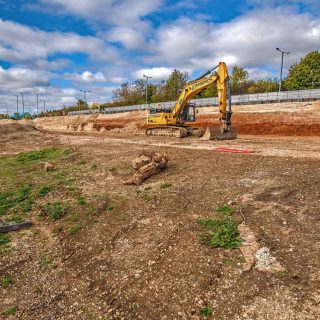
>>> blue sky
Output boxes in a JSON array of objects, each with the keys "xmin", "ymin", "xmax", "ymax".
[{"xmin": 0, "ymin": 0, "xmax": 319, "ymax": 113}]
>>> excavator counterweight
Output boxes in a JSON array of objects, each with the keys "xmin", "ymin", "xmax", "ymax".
[{"xmin": 146, "ymin": 62, "xmax": 237, "ymax": 140}]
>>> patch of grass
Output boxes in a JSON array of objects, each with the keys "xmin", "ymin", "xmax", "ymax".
[
  {"xmin": 16, "ymin": 147, "xmax": 70, "ymax": 164},
  {"xmin": 216, "ymin": 204, "xmax": 233, "ymax": 215},
  {"xmin": 0, "ymin": 185, "xmax": 34, "ymax": 215},
  {"xmin": 69, "ymin": 225, "xmax": 82, "ymax": 235},
  {"xmin": 39, "ymin": 252, "xmax": 52, "ymax": 270},
  {"xmin": 1, "ymin": 275, "xmax": 13, "ymax": 288},
  {"xmin": 109, "ymin": 166, "xmax": 117, "ymax": 172},
  {"xmin": 143, "ymin": 193, "xmax": 153, "ymax": 203},
  {"xmin": 200, "ymin": 307, "xmax": 212, "ymax": 317},
  {"xmin": 77, "ymin": 160, "xmax": 86, "ymax": 165},
  {"xmin": 4, "ymin": 306, "xmax": 16, "ymax": 317},
  {"xmin": 0, "ymin": 234, "xmax": 11, "ymax": 245},
  {"xmin": 160, "ymin": 182, "xmax": 172, "ymax": 189},
  {"xmin": 4, "ymin": 215, "xmax": 25, "ymax": 224},
  {"xmin": 39, "ymin": 202, "xmax": 70, "ymax": 221},
  {"xmin": 77, "ymin": 197, "xmax": 87, "ymax": 206},
  {"xmin": 38, "ymin": 185, "xmax": 52, "ymax": 197},
  {"xmin": 106, "ymin": 205, "xmax": 114, "ymax": 211},
  {"xmin": 198, "ymin": 216, "xmax": 242, "ymax": 249},
  {"xmin": 91, "ymin": 164, "xmax": 98, "ymax": 170}
]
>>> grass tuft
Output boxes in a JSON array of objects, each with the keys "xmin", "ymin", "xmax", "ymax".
[
  {"xmin": 16, "ymin": 147, "xmax": 70, "ymax": 164},
  {"xmin": 160, "ymin": 182, "xmax": 172, "ymax": 189},
  {"xmin": 0, "ymin": 234, "xmax": 11, "ymax": 245},
  {"xmin": 40, "ymin": 202, "xmax": 70, "ymax": 221},
  {"xmin": 216, "ymin": 204, "xmax": 233, "ymax": 215},
  {"xmin": 1, "ymin": 275, "xmax": 13, "ymax": 288},
  {"xmin": 198, "ymin": 211, "xmax": 242, "ymax": 249},
  {"xmin": 200, "ymin": 307, "xmax": 212, "ymax": 317}
]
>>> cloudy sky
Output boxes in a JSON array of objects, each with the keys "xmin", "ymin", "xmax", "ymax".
[{"xmin": 0, "ymin": 0, "xmax": 319, "ymax": 113}]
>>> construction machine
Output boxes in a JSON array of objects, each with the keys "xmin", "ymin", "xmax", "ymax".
[{"xmin": 146, "ymin": 62, "xmax": 237, "ymax": 139}]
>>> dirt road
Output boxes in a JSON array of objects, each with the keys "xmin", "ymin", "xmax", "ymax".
[{"xmin": 0, "ymin": 121, "xmax": 320, "ymax": 319}]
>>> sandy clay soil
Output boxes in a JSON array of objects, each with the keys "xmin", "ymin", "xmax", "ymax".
[{"xmin": 1, "ymin": 102, "xmax": 320, "ymax": 320}]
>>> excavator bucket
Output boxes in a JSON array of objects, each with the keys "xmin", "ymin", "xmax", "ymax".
[{"xmin": 201, "ymin": 126, "xmax": 237, "ymax": 140}]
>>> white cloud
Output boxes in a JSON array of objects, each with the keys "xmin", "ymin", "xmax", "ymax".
[
  {"xmin": 39, "ymin": 0, "xmax": 163, "ymax": 27},
  {"xmin": 134, "ymin": 67, "xmax": 173, "ymax": 81},
  {"xmin": 106, "ymin": 27, "xmax": 146, "ymax": 50},
  {"xmin": 150, "ymin": 9, "xmax": 320, "ymax": 73},
  {"xmin": 66, "ymin": 71, "xmax": 106, "ymax": 83},
  {"xmin": 0, "ymin": 66, "xmax": 50, "ymax": 92},
  {"xmin": 0, "ymin": 19, "xmax": 118, "ymax": 64}
]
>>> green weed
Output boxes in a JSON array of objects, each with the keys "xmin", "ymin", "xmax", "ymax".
[
  {"xmin": 200, "ymin": 307, "xmax": 212, "ymax": 317},
  {"xmin": 4, "ymin": 306, "xmax": 16, "ymax": 317},
  {"xmin": 16, "ymin": 147, "xmax": 70, "ymax": 164},
  {"xmin": 106, "ymin": 205, "xmax": 114, "ymax": 211},
  {"xmin": 4, "ymin": 215, "xmax": 25, "ymax": 224},
  {"xmin": 38, "ymin": 185, "xmax": 52, "ymax": 197},
  {"xmin": 1, "ymin": 275, "xmax": 13, "ymax": 288},
  {"xmin": 109, "ymin": 166, "xmax": 117, "ymax": 172},
  {"xmin": 40, "ymin": 202, "xmax": 70, "ymax": 221},
  {"xmin": 216, "ymin": 204, "xmax": 233, "ymax": 215},
  {"xmin": 77, "ymin": 197, "xmax": 87, "ymax": 206},
  {"xmin": 160, "ymin": 182, "xmax": 172, "ymax": 189},
  {"xmin": 0, "ymin": 185, "xmax": 34, "ymax": 215},
  {"xmin": 69, "ymin": 225, "xmax": 82, "ymax": 235},
  {"xmin": 198, "ymin": 217, "xmax": 242, "ymax": 249},
  {"xmin": 0, "ymin": 234, "xmax": 11, "ymax": 245}
]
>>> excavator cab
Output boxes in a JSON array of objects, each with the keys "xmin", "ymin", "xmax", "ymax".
[{"xmin": 180, "ymin": 103, "xmax": 196, "ymax": 122}]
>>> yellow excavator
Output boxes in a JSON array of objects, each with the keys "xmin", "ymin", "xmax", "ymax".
[{"xmin": 146, "ymin": 62, "xmax": 237, "ymax": 139}]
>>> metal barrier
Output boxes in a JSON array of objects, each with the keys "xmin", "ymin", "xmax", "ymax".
[{"xmin": 68, "ymin": 88, "xmax": 320, "ymax": 115}]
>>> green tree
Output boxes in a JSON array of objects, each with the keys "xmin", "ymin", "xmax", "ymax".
[
  {"xmin": 284, "ymin": 51, "xmax": 320, "ymax": 90},
  {"xmin": 162, "ymin": 69, "xmax": 189, "ymax": 101}
]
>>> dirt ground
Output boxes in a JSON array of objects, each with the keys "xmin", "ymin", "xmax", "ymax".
[{"xmin": 1, "ymin": 103, "xmax": 320, "ymax": 320}]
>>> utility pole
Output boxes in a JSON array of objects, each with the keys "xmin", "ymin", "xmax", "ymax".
[
  {"xmin": 40, "ymin": 99, "xmax": 48, "ymax": 113},
  {"xmin": 79, "ymin": 89, "xmax": 91, "ymax": 106},
  {"xmin": 20, "ymin": 92, "xmax": 25, "ymax": 113},
  {"xmin": 36, "ymin": 93, "xmax": 39, "ymax": 115},
  {"xmin": 143, "ymin": 75, "xmax": 152, "ymax": 104},
  {"xmin": 276, "ymin": 48, "xmax": 290, "ymax": 93},
  {"xmin": 15, "ymin": 95, "xmax": 19, "ymax": 113}
]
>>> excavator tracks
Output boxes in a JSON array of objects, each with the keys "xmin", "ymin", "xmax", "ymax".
[{"xmin": 146, "ymin": 126, "xmax": 188, "ymax": 138}]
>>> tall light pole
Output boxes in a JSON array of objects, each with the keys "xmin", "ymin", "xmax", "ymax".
[
  {"xmin": 40, "ymin": 99, "xmax": 48, "ymax": 113},
  {"xmin": 14, "ymin": 95, "xmax": 19, "ymax": 113},
  {"xmin": 20, "ymin": 92, "xmax": 25, "ymax": 113},
  {"xmin": 143, "ymin": 75, "xmax": 152, "ymax": 104},
  {"xmin": 36, "ymin": 93, "xmax": 39, "ymax": 115},
  {"xmin": 80, "ymin": 89, "xmax": 91, "ymax": 106},
  {"xmin": 276, "ymin": 48, "xmax": 290, "ymax": 92}
]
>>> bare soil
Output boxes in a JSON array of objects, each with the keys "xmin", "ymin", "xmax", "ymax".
[{"xmin": 1, "ymin": 103, "xmax": 320, "ymax": 319}]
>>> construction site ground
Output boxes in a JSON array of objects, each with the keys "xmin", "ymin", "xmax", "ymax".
[{"xmin": 1, "ymin": 101, "xmax": 320, "ymax": 320}]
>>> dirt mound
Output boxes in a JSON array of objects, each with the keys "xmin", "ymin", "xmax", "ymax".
[
  {"xmin": 196, "ymin": 111, "xmax": 320, "ymax": 136},
  {"xmin": 0, "ymin": 123, "xmax": 38, "ymax": 135}
]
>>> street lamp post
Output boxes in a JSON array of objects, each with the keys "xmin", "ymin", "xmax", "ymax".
[
  {"xmin": 143, "ymin": 75, "xmax": 152, "ymax": 104},
  {"xmin": 40, "ymin": 99, "xmax": 48, "ymax": 113},
  {"xmin": 80, "ymin": 89, "xmax": 91, "ymax": 106},
  {"xmin": 20, "ymin": 92, "xmax": 25, "ymax": 113},
  {"xmin": 14, "ymin": 95, "xmax": 19, "ymax": 113},
  {"xmin": 276, "ymin": 48, "xmax": 290, "ymax": 93}
]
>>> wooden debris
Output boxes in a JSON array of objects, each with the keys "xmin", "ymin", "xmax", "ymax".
[
  {"xmin": 132, "ymin": 155, "xmax": 151, "ymax": 170},
  {"xmin": 0, "ymin": 220, "xmax": 33, "ymax": 233},
  {"xmin": 125, "ymin": 153, "xmax": 169, "ymax": 185},
  {"xmin": 44, "ymin": 162, "xmax": 54, "ymax": 171}
]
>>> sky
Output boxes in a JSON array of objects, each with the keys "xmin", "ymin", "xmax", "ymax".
[{"xmin": 0, "ymin": 0, "xmax": 319, "ymax": 114}]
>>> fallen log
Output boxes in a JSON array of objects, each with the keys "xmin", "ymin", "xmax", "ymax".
[
  {"xmin": 0, "ymin": 220, "xmax": 33, "ymax": 233},
  {"xmin": 125, "ymin": 153, "xmax": 169, "ymax": 185}
]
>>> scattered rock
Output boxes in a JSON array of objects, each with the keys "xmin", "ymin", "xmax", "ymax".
[
  {"xmin": 255, "ymin": 247, "xmax": 285, "ymax": 272},
  {"xmin": 238, "ymin": 223, "xmax": 259, "ymax": 271},
  {"xmin": 44, "ymin": 162, "xmax": 54, "ymax": 171}
]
